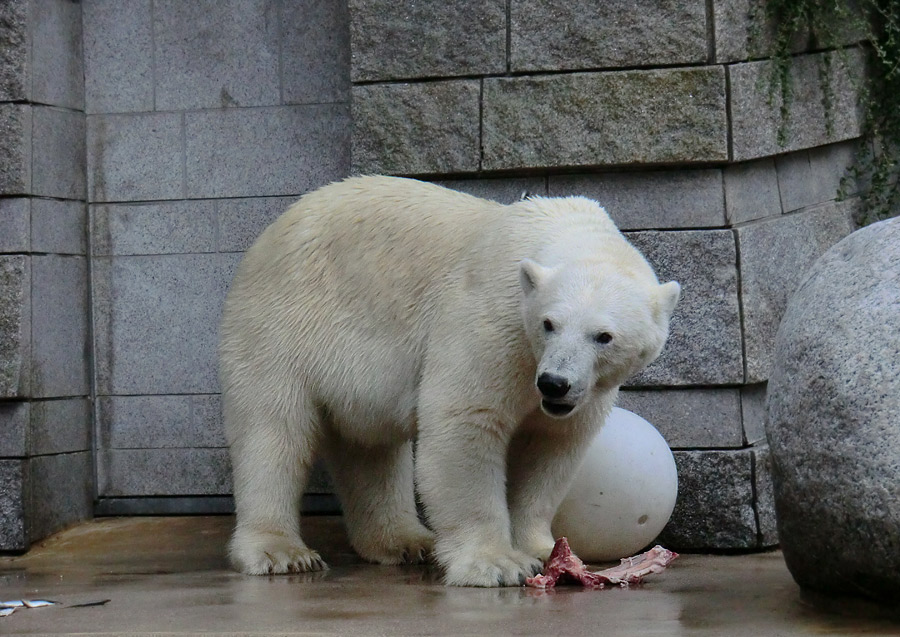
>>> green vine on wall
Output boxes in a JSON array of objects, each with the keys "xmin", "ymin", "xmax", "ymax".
[{"xmin": 760, "ymin": 0, "xmax": 900, "ymax": 225}]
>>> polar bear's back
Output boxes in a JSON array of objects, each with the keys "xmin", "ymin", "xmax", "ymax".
[
  {"xmin": 234, "ymin": 176, "xmax": 502, "ymax": 319},
  {"xmin": 220, "ymin": 177, "xmax": 509, "ymax": 437}
]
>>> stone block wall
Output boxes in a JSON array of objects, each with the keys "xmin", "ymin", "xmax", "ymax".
[
  {"xmin": 0, "ymin": 0, "xmax": 92, "ymax": 551},
  {"xmin": 349, "ymin": 0, "xmax": 866, "ymax": 551},
  {"xmin": 81, "ymin": 0, "xmax": 350, "ymax": 514},
  {"xmin": 0, "ymin": 0, "xmax": 868, "ymax": 551}
]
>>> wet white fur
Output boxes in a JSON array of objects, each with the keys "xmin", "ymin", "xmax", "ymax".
[{"xmin": 220, "ymin": 176, "xmax": 680, "ymax": 586}]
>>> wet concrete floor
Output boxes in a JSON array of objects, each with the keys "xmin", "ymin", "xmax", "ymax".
[{"xmin": 1, "ymin": 516, "xmax": 898, "ymax": 635}]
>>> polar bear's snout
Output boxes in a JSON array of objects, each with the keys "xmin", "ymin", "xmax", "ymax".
[
  {"xmin": 537, "ymin": 372, "xmax": 578, "ymax": 417},
  {"xmin": 537, "ymin": 372, "xmax": 570, "ymax": 399}
]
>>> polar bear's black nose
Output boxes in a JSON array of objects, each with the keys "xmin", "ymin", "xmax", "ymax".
[{"xmin": 537, "ymin": 373, "xmax": 570, "ymax": 399}]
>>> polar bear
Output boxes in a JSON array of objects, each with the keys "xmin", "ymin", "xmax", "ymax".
[{"xmin": 220, "ymin": 176, "xmax": 680, "ymax": 587}]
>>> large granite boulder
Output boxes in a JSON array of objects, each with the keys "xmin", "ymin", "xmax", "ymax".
[{"xmin": 767, "ymin": 216, "xmax": 900, "ymax": 605}]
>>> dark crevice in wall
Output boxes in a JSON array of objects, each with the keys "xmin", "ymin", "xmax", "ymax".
[
  {"xmin": 725, "ymin": 64, "xmax": 734, "ymax": 163},
  {"xmin": 505, "ymin": 0, "xmax": 511, "ymax": 74},
  {"xmin": 351, "ymin": 59, "xmax": 733, "ymax": 87},
  {"xmin": 733, "ymin": 228, "xmax": 749, "ymax": 384},
  {"xmin": 706, "ymin": 0, "xmax": 717, "ymax": 64},
  {"xmin": 749, "ymin": 450, "xmax": 764, "ymax": 548},
  {"xmin": 478, "ymin": 79, "xmax": 484, "ymax": 171}
]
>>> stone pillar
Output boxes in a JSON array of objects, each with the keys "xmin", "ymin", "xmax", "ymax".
[
  {"xmin": 0, "ymin": 0, "xmax": 91, "ymax": 551},
  {"xmin": 348, "ymin": 0, "xmax": 867, "ymax": 550}
]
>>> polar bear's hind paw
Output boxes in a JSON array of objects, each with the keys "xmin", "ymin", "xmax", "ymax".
[{"xmin": 354, "ymin": 525, "xmax": 435, "ymax": 565}]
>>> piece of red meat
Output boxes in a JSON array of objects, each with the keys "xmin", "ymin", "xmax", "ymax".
[{"xmin": 525, "ymin": 537, "xmax": 678, "ymax": 589}]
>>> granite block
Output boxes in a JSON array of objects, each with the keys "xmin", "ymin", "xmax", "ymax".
[
  {"xmin": 775, "ymin": 151, "xmax": 816, "ymax": 213},
  {"xmin": 713, "ymin": 0, "xmax": 866, "ymax": 63},
  {"xmin": 349, "ymin": 0, "xmax": 505, "ymax": 81},
  {"xmin": 724, "ymin": 157, "xmax": 781, "ymax": 224},
  {"xmin": 185, "ymin": 105, "xmax": 349, "ymax": 198},
  {"xmin": 625, "ymin": 230, "xmax": 744, "ymax": 385},
  {"xmin": 0, "ymin": 104, "xmax": 32, "ymax": 195},
  {"xmin": 99, "ymin": 448, "xmax": 232, "ymax": 496},
  {"xmin": 713, "ymin": 0, "xmax": 764, "ymax": 62},
  {"xmin": 510, "ymin": 0, "xmax": 707, "ymax": 71},
  {"xmin": 29, "ymin": 398, "xmax": 91, "ymax": 456},
  {"xmin": 741, "ymin": 383, "xmax": 767, "ymax": 445},
  {"xmin": 549, "ymin": 169, "xmax": 725, "ymax": 230},
  {"xmin": 809, "ymin": 140, "xmax": 859, "ymax": 198},
  {"xmin": 217, "ymin": 196, "xmax": 295, "ymax": 252},
  {"xmin": 351, "ymin": 81, "xmax": 480, "ymax": 175},
  {"xmin": 87, "ymin": 112, "xmax": 184, "ymax": 202},
  {"xmin": 30, "ymin": 255, "xmax": 89, "ymax": 398},
  {"xmin": 713, "ymin": 0, "xmax": 807, "ymax": 63},
  {"xmin": 99, "ymin": 394, "xmax": 226, "ymax": 449},
  {"xmin": 737, "ymin": 200, "xmax": 856, "ymax": 382},
  {"xmin": 729, "ymin": 49, "xmax": 864, "ymax": 161},
  {"xmin": 482, "ymin": 68, "xmax": 728, "ymax": 171},
  {"xmin": 658, "ymin": 449, "xmax": 758, "ymax": 550},
  {"xmin": 434, "ymin": 177, "xmax": 548, "ymax": 204},
  {"xmin": 93, "ymin": 253, "xmax": 241, "ymax": 395},
  {"xmin": 29, "ymin": 451, "xmax": 92, "ymax": 543},
  {"xmin": 153, "ymin": 0, "xmax": 280, "ymax": 109},
  {"xmin": 82, "ymin": 0, "xmax": 154, "ymax": 113},
  {"xmin": 753, "ymin": 444, "xmax": 778, "ymax": 547},
  {"xmin": 0, "ymin": 402, "xmax": 29, "ymax": 457},
  {"xmin": 0, "ymin": 255, "xmax": 31, "ymax": 398},
  {"xmin": 617, "ymin": 389, "xmax": 744, "ymax": 449},
  {"xmin": 0, "ymin": 0, "xmax": 29, "ymax": 101},
  {"xmin": 31, "ymin": 199, "xmax": 86, "ymax": 255},
  {"xmin": 0, "ymin": 459, "xmax": 27, "ymax": 550},
  {"xmin": 0, "ymin": 198, "xmax": 31, "ymax": 253},
  {"xmin": 29, "ymin": 0, "xmax": 84, "ymax": 110},
  {"xmin": 92, "ymin": 201, "xmax": 217, "ymax": 256},
  {"xmin": 281, "ymin": 0, "xmax": 350, "ymax": 104},
  {"xmin": 31, "ymin": 106, "xmax": 86, "ymax": 200},
  {"xmin": 777, "ymin": 141, "xmax": 856, "ymax": 213}
]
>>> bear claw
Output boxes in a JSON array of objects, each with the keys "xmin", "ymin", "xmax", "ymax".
[{"xmin": 230, "ymin": 531, "xmax": 327, "ymax": 575}]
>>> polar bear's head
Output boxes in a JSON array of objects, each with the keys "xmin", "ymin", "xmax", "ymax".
[{"xmin": 519, "ymin": 258, "xmax": 680, "ymax": 419}]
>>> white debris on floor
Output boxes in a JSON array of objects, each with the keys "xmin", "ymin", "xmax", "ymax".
[{"xmin": 0, "ymin": 599, "xmax": 55, "ymax": 617}]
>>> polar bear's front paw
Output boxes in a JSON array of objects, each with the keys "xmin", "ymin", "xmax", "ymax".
[
  {"xmin": 442, "ymin": 547, "xmax": 542, "ymax": 587},
  {"xmin": 523, "ymin": 541, "xmax": 555, "ymax": 564},
  {"xmin": 513, "ymin": 529, "xmax": 556, "ymax": 563},
  {"xmin": 229, "ymin": 529, "xmax": 327, "ymax": 575},
  {"xmin": 353, "ymin": 524, "xmax": 435, "ymax": 565}
]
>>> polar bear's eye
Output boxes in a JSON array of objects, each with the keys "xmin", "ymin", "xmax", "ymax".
[
  {"xmin": 595, "ymin": 332, "xmax": 613, "ymax": 344},
  {"xmin": 543, "ymin": 319, "xmax": 555, "ymax": 333}
]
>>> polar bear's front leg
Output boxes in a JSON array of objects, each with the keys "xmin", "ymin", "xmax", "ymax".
[
  {"xmin": 506, "ymin": 405, "xmax": 608, "ymax": 562},
  {"xmin": 416, "ymin": 409, "xmax": 542, "ymax": 587}
]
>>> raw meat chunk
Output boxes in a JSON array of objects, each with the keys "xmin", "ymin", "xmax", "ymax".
[{"xmin": 525, "ymin": 537, "xmax": 677, "ymax": 589}]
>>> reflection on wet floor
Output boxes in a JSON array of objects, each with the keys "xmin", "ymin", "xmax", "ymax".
[{"xmin": 0, "ymin": 516, "xmax": 897, "ymax": 635}]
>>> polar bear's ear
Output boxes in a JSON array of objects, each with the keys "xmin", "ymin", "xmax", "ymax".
[
  {"xmin": 655, "ymin": 281, "xmax": 681, "ymax": 322},
  {"xmin": 519, "ymin": 259, "xmax": 551, "ymax": 295}
]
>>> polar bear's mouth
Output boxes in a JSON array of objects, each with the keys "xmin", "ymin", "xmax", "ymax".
[{"xmin": 542, "ymin": 400, "xmax": 575, "ymax": 417}]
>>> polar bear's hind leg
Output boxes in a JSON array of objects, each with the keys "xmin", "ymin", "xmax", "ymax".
[{"xmin": 322, "ymin": 435, "xmax": 435, "ymax": 564}]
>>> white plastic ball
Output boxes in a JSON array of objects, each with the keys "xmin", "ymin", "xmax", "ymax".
[{"xmin": 551, "ymin": 407, "xmax": 678, "ymax": 562}]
